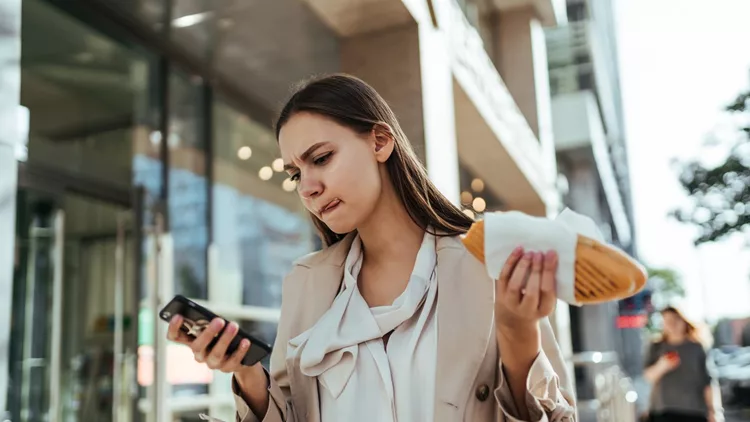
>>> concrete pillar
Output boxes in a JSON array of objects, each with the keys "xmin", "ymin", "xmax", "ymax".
[
  {"xmin": 341, "ymin": 25, "xmax": 425, "ymax": 160},
  {"xmin": 0, "ymin": 0, "xmax": 22, "ymax": 414},
  {"xmin": 341, "ymin": 23, "xmax": 460, "ymax": 204},
  {"xmin": 493, "ymin": 8, "xmax": 559, "ymax": 216}
]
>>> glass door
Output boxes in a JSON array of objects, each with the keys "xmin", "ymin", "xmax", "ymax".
[
  {"xmin": 8, "ymin": 190, "xmax": 63, "ymax": 422},
  {"xmin": 8, "ymin": 186, "xmax": 155, "ymax": 422},
  {"xmin": 15, "ymin": 1, "xmax": 167, "ymax": 419}
]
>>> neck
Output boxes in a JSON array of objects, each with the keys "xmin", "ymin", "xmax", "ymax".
[
  {"xmin": 356, "ymin": 183, "xmax": 425, "ymax": 268},
  {"xmin": 665, "ymin": 333, "xmax": 686, "ymax": 344}
]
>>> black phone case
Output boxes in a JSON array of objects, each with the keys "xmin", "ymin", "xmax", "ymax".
[{"xmin": 159, "ymin": 295, "xmax": 272, "ymax": 367}]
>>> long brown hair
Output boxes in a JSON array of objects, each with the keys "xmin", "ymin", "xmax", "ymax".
[
  {"xmin": 275, "ymin": 73, "xmax": 474, "ymax": 246},
  {"xmin": 660, "ymin": 306, "xmax": 702, "ymax": 344}
]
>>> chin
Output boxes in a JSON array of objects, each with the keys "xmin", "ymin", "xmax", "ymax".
[
  {"xmin": 320, "ymin": 211, "xmax": 360, "ymax": 235},
  {"xmin": 324, "ymin": 220, "xmax": 358, "ymax": 235}
]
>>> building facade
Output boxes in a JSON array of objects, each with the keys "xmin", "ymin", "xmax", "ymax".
[
  {"xmin": 0, "ymin": 0, "xmax": 568, "ymax": 420},
  {"xmin": 544, "ymin": 0, "xmax": 642, "ymax": 406}
]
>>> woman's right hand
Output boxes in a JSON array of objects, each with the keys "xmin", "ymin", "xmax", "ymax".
[
  {"xmin": 167, "ymin": 315, "xmax": 270, "ymax": 416},
  {"xmin": 167, "ymin": 315, "xmax": 256, "ymax": 373},
  {"xmin": 655, "ymin": 353, "xmax": 680, "ymax": 373}
]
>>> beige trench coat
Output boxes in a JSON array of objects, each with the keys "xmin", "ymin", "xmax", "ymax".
[{"xmin": 231, "ymin": 234, "xmax": 577, "ymax": 422}]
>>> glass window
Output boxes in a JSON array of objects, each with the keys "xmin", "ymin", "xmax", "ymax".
[
  {"xmin": 20, "ymin": 0, "xmax": 154, "ymax": 192},
  {"xmin": 567, "ymin": 2, "xmax": 588, "ymax": 22},
  {"xmin": 210, "ymin": 98, "xmax": 314, "ymax": 310},
  {"xmin": 458, "ymin": 163, "xmax": 504, "ymax": 218},
  {"xmin": 168, "ymin": 71, "xmax": 210, "ymax": 299},
  {"xmin": 14, "ymin": 2, "xmax": 161, "ymax": 421}
]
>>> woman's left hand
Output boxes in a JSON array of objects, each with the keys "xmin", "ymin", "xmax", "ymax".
[{"xmin": 494, "ymin": 247, "xmax": 559, "ymax": 334}]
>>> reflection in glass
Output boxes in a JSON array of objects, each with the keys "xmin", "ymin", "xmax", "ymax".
[
  {"xmin": 211, "ymin": 99, "xmax": 314, "ymax": 309},
  {"xmin": 9, "ymin": 192, "xmax": 56, "ymax": 422},
  {"xmin": 20, "ymin": 0, "xmax": 153, "ymax": 191},
  {"xmin": 14, "ymin": 1, "xmax": 156, "ymax": 421},
  {"xmin": 169, "ymin": 71, "xmax": 209, "ymax": 299}
]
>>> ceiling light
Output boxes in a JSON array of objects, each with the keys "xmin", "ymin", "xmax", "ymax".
[
  {"xmin": 272, "ymin": 158, "xmax": 284, "ymax": 172},
  {"xmin": 168, "ymin": 133, "xmax": 180, "ymax": 148},
  {"xmin": 172, "ymin": 12, "xmax": 213, "ymax": 29},
  {"xmin": 471, "ymin": 178, "xmax": 485, "ymax": 192},
  {"xmin": 460, "ymin": 191, "xmax": 473, "ymax": 204},
  {"xmin": 149, "ymin": 131, "xmax": 162, "ymax": 146},
  {"xmin": 237, "ymin": 146, "xmax": 252, "ymax": 160},
  {"xmin": 258, "ymin": 166, "xmax": 273, "ymax": 181},
  {"xmin": 472, "ymin": 197, "xmax": 486, "ymax": 213},
  {"xmin": 282, "ymin": 178, "xmax": 296, "ymax": 192}
]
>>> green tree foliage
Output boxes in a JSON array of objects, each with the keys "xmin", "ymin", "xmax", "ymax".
[{"xmin": 673, "ymin": 89, "xmax": 750, "ymax": 245}]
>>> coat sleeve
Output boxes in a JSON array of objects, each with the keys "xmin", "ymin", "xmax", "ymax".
[
  {"xmin": 494, "ymin": 317, "xmax": 577, "ymax": 422},
  {"xmin": 233, "ymin": 267, "xmax": 307, "ymax": 422}
]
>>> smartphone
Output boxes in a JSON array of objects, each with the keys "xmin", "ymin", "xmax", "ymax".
[{"xmin": 159, "ymin": 295, "xmax": 272, "ymax": 367}]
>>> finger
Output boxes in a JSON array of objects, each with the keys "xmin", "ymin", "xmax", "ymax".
[
  {"xmin": 206, "ymin": 322, "xmax": 239, "ymax": 369},
  {"xmin": 220, "ymin": 338, "xmax": 251, "ymax": 373},
  {"xmin": 538, "ymin": 251, "xmax": 558, "ymax": 315},
  {"xmin": 190, "ymin": 318, "xmax": 225, "ymax": 362},
  {"xmin": 520, "ymin": 252, "xmax": 543, "ymax": 312},
  {"xmin": 498, "ymin": 246, "xmax": 524, "ymax": 289},
  {"xmin": 507, "ymin": 251, "xmax": 533, "ymax": 303},
  {"xmin": 167, "ymin": 315, "xmax": 196, "ymax": 344},
  {"xmin": 170, "ymin": 331, "xmax": 194, "ymax": 344},
  {"xmin": 167, "ymin": 315, "xmax": 184, "ymax": 341}
]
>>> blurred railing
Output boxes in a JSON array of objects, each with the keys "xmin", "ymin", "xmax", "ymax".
[{"xmin": 570, "ymin": 351, "xmax": 638, "ymax": 422}]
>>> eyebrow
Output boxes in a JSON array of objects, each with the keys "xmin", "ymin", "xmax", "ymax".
[{"xmin": 283, "ymin": 142, "xmax": 329, "ymax": 171}]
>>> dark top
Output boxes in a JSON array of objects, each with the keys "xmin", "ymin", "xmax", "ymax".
[{"xmin": 645, "ymin": 340, "xmax": 712, "ymax": 416}]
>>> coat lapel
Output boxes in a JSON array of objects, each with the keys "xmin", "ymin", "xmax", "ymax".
[
  {"xmin": 288, "ymin": 234, "xmax": 354, "ymax": 422},
  {"xmin": 434, "ymin": 236, "xmax": 495, "ymax": 422}
]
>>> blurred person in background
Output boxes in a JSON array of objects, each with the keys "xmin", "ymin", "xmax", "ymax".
[
  {"xmin": 166, "ymin": 74, "xmax": 577, "ymax": 421},
  {"xmin": 644, "ymin": 306, "xmax": 721, "ymax": 422}
]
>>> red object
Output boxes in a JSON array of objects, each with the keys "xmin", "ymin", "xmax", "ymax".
[
  {"xmin": 616, "ymin": 314, "xmax": 648, "ymax": 329},
  {"xmin": 665, "ymin": 351, "xmax": 680, "ymax": 364}
]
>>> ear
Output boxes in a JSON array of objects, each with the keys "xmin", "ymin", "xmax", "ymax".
[{"xmin": 371, "ymin": 123, "xmax": 395, "ymax": 163}]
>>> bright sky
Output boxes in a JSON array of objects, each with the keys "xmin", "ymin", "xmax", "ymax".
[{"xmin": 616, "ymin": 0, "xmax": 750, "ymax": 322}]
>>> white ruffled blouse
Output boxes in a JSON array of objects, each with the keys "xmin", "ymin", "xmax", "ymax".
[{"xmin": 286, "ymin": 231, "xmax": 439, "ymax": 422}]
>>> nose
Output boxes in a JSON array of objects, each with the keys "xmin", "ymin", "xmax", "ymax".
[{"xmin": 298, "ymin": 176, "xmax": 323, "ymax": 200}]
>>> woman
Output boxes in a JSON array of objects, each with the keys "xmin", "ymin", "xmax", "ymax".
[
  {"xmin": 167, "ymin": 74, "xmax": 576, "ymax": 421},
  {"xmin": 644, "ymin": 306, "xmax": 719, "ymax": 422}
]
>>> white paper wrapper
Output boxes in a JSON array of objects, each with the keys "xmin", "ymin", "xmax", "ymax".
[{"xmin": 483, "ymin": 208, "xmax": 605, "ymax": 306}]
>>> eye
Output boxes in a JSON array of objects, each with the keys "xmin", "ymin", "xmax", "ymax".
[
  {"xmin": 289, "ymin": 172, "xmax": 300, "ymax": 182},
  {"xmin": 314, "ymin": 152, "xmax": 332, "ymax": 165}
]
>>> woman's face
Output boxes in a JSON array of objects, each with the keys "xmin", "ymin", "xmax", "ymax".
[
  {"xmin": 278, "ymin": 112, "xmax": 392, "ymax": 234},
  {"xmin": 662, "ymin": 311, "xmax": 688, "ymax": 338}
]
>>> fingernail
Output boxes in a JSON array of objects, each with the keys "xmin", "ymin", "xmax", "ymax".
[
  {"xmin": 211, "ymin": 318, "xmax": 224, "ymax": 330},
  {"xmin": 524, "ymin": 251, "xmax": 533, "ymax": 260},
  {"xmin": 228, "ymin": 322, "xmax": 238, "ymax": 334},
  {"xmin": 240, "ymin": 339, "xmax": 250, "ymax": 349},
  {"xmin": 171, "ymin": 315, "xmax": 182, "ymax": 325},
  {"xmin": 512, "ymin": 246, "xmax": 524, "ymax": 256},
  {"xmin": 534, "ymin": 252, "xmax": 542, "ymax": 264}
]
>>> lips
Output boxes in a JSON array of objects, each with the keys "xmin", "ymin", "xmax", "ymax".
[{"xmin": 319, "ymin": 199, "xmax": 341, "ymax": 216}]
